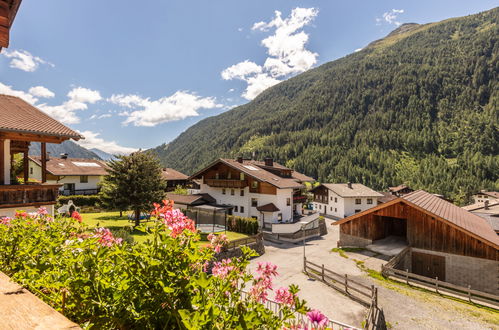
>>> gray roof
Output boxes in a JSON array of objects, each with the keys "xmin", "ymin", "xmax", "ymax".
[{"xmin": 321, "ymin": 183, "xmax": 383, "ymax": 198}]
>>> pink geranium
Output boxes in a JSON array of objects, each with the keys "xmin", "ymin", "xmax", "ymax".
[
  {"xmin": 154, "ymin": 200, "xmax": 196, "ymax": 238},
  {"xmin": 306, "ymin": 309, "xmax": 328, "ymax": 327},
  {"xmin": 0, "ymin": 217, "xmax": 11, "ymax": 226},
  {"xmin": 37, "ymin": 207, "xmax": 48, "ymax": 216},
  {"xmin": 93, "ymin": 227, "xmax": 123, "ymax": 247},
  {"xmin": 208, "ymin": 233, "xmax": 228, "ymax": 253},
  {"xmin": 211, "ymin": 258, "xmax": 234, "ymax": 279},
  {"xmin": 275, "ymin": 287, "xmax": 295, "ymax": 305},
  {"xmin": 249, "ymin": 262, "xmax": 279, "ymax": 303},
  {"xmin": 71, "ymin": 211, "xmax": 83, "ymax": 223}
]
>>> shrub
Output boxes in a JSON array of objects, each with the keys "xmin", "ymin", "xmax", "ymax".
[
  {"xmin": 227, "ymin": 215, "xmax": 259, "ymax": 235},
  {"xmin": 57, "ymin": 195, "xmax": 101, "ymax": 208}
]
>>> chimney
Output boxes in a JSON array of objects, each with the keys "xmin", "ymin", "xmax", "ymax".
[
  {"xmin": 60, "ymin": 153, "xmax": 68, "ymax": 159},
  {"xmin": 347, "ymin": 182, "xmax": 352, "ymax": 189},
  {"xmin": 264, "ymin": 157, "xmax": 273, "ymax": 167},
  {"xmin": 237, "ymin": 156, "xmax": 243, "ymax": 163},
  {"xmin": 484, "ymin": 200, "xmax": 489, "ymax": 210}
]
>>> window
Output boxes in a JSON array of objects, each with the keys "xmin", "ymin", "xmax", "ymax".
[
  {"xmin": 287, "ymin": 198, "xmax": 291, "ymax": 206},
  {"xmin": 251, "ymin": 198, "xmax": 258, "ymax": 207},
  {"xmin": 240, "ymin": 173, "xmax": 245, "ymax": 180},
  {"xmin": 330, "ymin": 207, "xmax": 332, "ymax": 211},
  {"xmin": 80, "ymin": 175, "xmax": 88, "ymax": 183},
  {"xmin": 215, "ymin": 172, "xmax": 219, "ymax": 179},
  {"xmin": 334, "ymin": 197, "xmax": 337, "ymax": 203},
  {"xmin": 355, "ymin": 198, "xmax": 361, "ymax": 205},
  {"xmin": 29, "ymin": 167, "xmax": 33, "ymax": 175},
  {"xmin": 335, "ymin": 208, "xmax": 337, "ymax": 212},
  {"xmin": 367, "ymin": 198, "xmax": 373, "ymax": 204},
  {"xmin": 355, "ymin": 209, "xmax": 361, "ymax": 213},
  {"xmin": 234, "ymin": 206, "xmax": 238, "ymax": 212},
  {"xmin": 231, "ymin": 189, "xmax": 235, "ymax": 195},
  {"xmin": 330, "ymin": 196, "xmax": 333, "ymax": 201},
  {"xmin": 251, "ymin": 181, "xmax": 258, "ymax": 189},
  {"xmin": 240, "ymin": 189, "xmax": 244, "ymax": 196},
  {"xmin": 240, "ymin": 206, "xmax": 244, "ymax": 213},
  {"xmin": 227, "ymin": 172, "xmax": 232, "ymax": 179},
  {"xmin": 278, "ymin": 213, "xmax": 282, "ymax": 221},
  {"xmin": 222, "ymin": 188, "xmax": 226, "ymax": 195}
]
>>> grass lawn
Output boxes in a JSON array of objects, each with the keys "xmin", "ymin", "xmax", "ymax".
[{"xmin": 82, "ymin": 211, "xmax": 248, "ymax": 244}]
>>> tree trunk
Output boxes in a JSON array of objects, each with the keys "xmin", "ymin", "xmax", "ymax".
[{"xmin": 134, "ymin": 209, "xmax": 141, "ymax": 227}]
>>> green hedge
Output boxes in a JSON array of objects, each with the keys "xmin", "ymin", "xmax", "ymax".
[
  {"xmin": 227, "ymin": 215, "xmax": 259, "ymax": 235},
  {"xmin": 57, "ymin": 195, "xmax": 101, "ymax": 208}
]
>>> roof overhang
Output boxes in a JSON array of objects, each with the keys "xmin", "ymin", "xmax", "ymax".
[
  {"xmin": 0, "ymin": 129, "xmax": 83, "ymax": 143},
  {"xmin": 0, "ymin": 0, "xmax": 22, "ymax": 50}
]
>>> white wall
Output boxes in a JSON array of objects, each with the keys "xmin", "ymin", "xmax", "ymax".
[
  {"xmin": 0, "ymin": 204, "xmax": 54, "ymax": 217},
  {"xmin": 2, "ymin": 139, "xmax": 10, "ymax": 185},
  {"xmin": 313, "ymin": 189, "xmax": 378, "ymax": 218},
  {"xmin": 473, "ymin": 194, "xmax": 499, "ymax": 204},
  {"xmin": 199, "ymin": 182, "xmax": 294, "ymax": 226},
  {"xmin": 29, "ymin": 160, "xmax": 103, "ymax": 191}
]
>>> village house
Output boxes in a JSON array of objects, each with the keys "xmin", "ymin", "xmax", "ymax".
[
  {"xmin": 29, "ymin": 155, "xmax": 108, "ymax": 196},
  {"xmin": 0, "ymin": 94, "xmax": 83, "ymax": 216},
  {"xmin": 311, "ymin": 183, "xmax": 383, "ymax": 219},
  {"xmin": 161, "ymin": 167, "xmax": 189, "ymax": 191},
  {"xmin": 472, "ymin": 190, "xmax": 499, "ymax": 204},
  {"xmin": 333, "ymin": 190, "xmax": 499, "ymax": 294},
  {"xmin": 388, "ymin": 184, "xmax": 414, "ymax": 196},
  {"xmin": 463, "ymin": 200, "xmax": 499, "ymax": 235},
  {"xmin": 189, "ymin": 157, "xmax": 314, "ymax": 230}
]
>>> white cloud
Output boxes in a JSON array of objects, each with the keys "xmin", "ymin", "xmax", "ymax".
[
  {"xmin": 0, "ymin": 82, "xmax": 39, "ymax": 104},
  {"xmin": 37, "ymin": 87, "xmax": 102, "ymax": 124},
  {"xmin": 1, "ymin": 49, "xmax": 54, "ymax": 72},
  {"xmin": 354, "ymin": 48, "xmax": 363, "ymax": 52},
  {"xmin": 377, "ymin": 9, "xmax": 405, "ymax": 26},
  {"xmin": 109, "ymin": 91, "xmax": 222, "ymax": 127},
  {"xmin": 76, "ymin": 130, "xmax": 137, "ymax": 155},
  {"xmin": 238, "ymin": 27, "xmax": 243, "ymax": 32},
  {"xmin": 222, "ymin": 7, "xmax": 318, "ymax": 100},
  {"xmin": 28, "ymin": 86, "xmax": 55, "ymax": 98}
]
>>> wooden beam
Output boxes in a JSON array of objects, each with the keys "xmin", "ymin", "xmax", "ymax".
[
  {"xmin": 0, "ymin": 132, "xmax": 68, "ymax": 144},
  {"xmin": 0, "ymin": 139, "xmax": 4, "ymax": 185},
  {"xmin": 23, "ymin": 150, "xmax": 28, "ymax": 183},
  {"xmin": 41, "ymin": 142, "xmax": 46, "ymax": 183}
]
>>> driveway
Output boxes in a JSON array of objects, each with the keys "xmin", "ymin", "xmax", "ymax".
[{"xmin": 249, "ymin": 219, "xmax": 499, "ymax": 329}]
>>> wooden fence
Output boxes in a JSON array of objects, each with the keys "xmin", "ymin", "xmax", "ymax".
[
  {"xmin": 304, "ymin": 258, "xmax": 386, "ymax": 330},
  {"xmin": 381, "ymin": 265, "xmax": 499, "ymax": 309},
  {"xmin": 225, "ymin": 233, "xmax": 262, "ymax": 250},
  {"xmin": 240, "ymin": 290, "xmax": 359, "ymax": 330}
]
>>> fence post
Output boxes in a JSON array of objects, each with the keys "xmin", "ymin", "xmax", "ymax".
[
  {"xmin": 435, "ymin": 277, "xmax": 439, "ymax": 294},
  {"xmin": 406, "ymin": 269, "xmax": 409, "ymax": 285},
  {"xmin": 344, "ymin": 274, "xmax": 348, "ymax": 294},
  {"xmin": 468, "ymin": 285, "xmax": 472, "ymax": 302},
  {"xmin": 303, "ymin": 256, "xmax": 307, "ymax": 273},
  {"xmin": 321, "ymin": 264, "xmax": 325, "ymax": 282}
]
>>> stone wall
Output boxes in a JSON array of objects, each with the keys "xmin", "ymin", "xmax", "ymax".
[
  {"xmin": 338, "ymin": 232, "xmax": 372, "ymax": 248},
  {"xmin": 318, "ymin": 217, "xmax": 328, "ymax": 236}
]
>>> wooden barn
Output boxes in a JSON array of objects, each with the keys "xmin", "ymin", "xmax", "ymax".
[{"xmin": 334, "ymin": 190, "xmax": 499, "ymax": 294}]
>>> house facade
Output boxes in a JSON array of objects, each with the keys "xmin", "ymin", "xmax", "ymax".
[
  {"xmin": 161, "ymin": 167, "xmax": 189, "ymax": 192},
  {"xmin": 0, "ymin": 95, "xmax": 83, "ymax": 217},
  {"xmin": 29, "ymin": 155, "xmax": 108, "ymax": 196},
  {"xmin": 472, "ymin": 191, "xmax": 499, "ymax": 204},
  {"xmin": 311, "ymin": 183, "xmax": 383, "ymax": 219},
  {"xmin": 190, "ymin": 158, "xmax": 313, "ymax": 230},
  {"xmin": 334, "ymin": 190, "xmax": 499, "ymax": 294}
]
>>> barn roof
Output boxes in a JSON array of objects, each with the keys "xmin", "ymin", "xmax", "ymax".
[
  {"xmin": 312, "ymin": 183, "xmax": 383, "ymax": 198},
  {"xmin": 334, "ymin": 190, "xmax": 499, "ymax": 249},
  {"xmin": 161, "ymin": 168, "xmax": 188, "ymax": 181},
  {"xmin": 30, "ymin": 156, "xmax": 109, "ymax": 176},
  {"xmin": 256, "ymin": 203, "xmax": 280, "ymax": 212}
]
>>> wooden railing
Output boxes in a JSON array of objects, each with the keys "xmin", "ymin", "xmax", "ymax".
[
  {"xmin": 240, "ymin": 290, "xmax": 359, "ymax": 330},
  {"xmin": 205, "ymin": 179, "xmax": 248, "ymax": 188},
  {"xmin": 0, "ymin": 184, "xmax": 61, "ymax": 208},
  {"xmin": 304, "ymin": 258, "xmax": 386, "ymax": 330},
  {"xmin": 225, "ymin": 233, "xmax": 262, "ymax": 250},
  {"xmin": 382, "ymin": 264, "xmax": 499, "ymax": 309}
]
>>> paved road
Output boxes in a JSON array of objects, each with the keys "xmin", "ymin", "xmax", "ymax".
[{"xmin": 249, "ymin": 219, "xmax": 499, "ymax": 330}]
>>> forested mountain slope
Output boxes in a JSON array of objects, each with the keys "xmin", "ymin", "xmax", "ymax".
[{"xmin": 152, "ymin": 8, "xmax": 499, "ymax": 203}]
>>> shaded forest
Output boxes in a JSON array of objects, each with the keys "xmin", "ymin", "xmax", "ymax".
[{"xmin": 152, "ymin": 8, "xmax": 499, "ymax": 204}]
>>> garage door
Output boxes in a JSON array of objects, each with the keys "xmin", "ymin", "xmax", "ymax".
[{"xmin": 411, "ymin": 251, "xmax": 446, "ymax": 281}]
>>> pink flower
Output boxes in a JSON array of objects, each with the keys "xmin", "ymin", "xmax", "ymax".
[
  {"xmin": 275, "ymin": 287, "xmax": 295, "ymax": 305},
  {"xmin": 208, "ymin": 233, "xmax": 228, "ymax": 253},
  {"xmin": 0, "ymin": 217, "xmax": 11, "ymax": 226},
  {"xmin": 211, "ymin": 258, "xmax": 234, "ymax": 279},
  {"xmin": 71, "ymin": 211, "xmax": 83, "ymax": 223},
  {"xmin": 155, "ymin": 201, "xmax": 196, "ymax": 238},
  {"xmin": 37, "ymin": 207, "xmax": 48, "ymax": 216},
  {"xmin": 93, "ymin": 227, "xmax": 122, "ymax": 247},
  {"xmin": 256, "ymin": 262, "xmax": 278, "ymax": 278},
  {"xmin": 306, "ymin": 309, "xmax": 328, "ymax": 327},
  {"xmin": 249, "ymin": 262, "xmax": 279, "ymax": 303}
]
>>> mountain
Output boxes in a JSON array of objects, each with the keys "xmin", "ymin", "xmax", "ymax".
[
  {"xmin": 89, "ymin": 148, "xmax": 116, "ymax": 161},
  {"xmin": 151, "ymin": 8, "xmax": 499, "ymax": 204},
  {"xmin": 29, "ymin": 140, "xmax": 102, "ymax": 160}
]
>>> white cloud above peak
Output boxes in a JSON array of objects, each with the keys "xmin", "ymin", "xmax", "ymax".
[
  {"xmin": 377, "ymin": 9, "xmax": 405, "ymax": 26},
  {"xmin": 28, "ymin": 86, "xmax": 55, "ymax": 98},
  {"xmin": 76, "ymin": 130, "xmax": 138, "ymax": 155},
  {"xmin": 222, "ymin": 7, "xmax": 319, "ymax": 100},
  {"xmin": 110, "ymin": 91, "xmax": 223, "ymax": 127},
  {"xmin": 1, "ymin": 49, "xmax": 54, "ymax": 72}
]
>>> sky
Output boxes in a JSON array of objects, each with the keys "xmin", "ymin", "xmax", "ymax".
[{"xmin": 0, "ymin": 1, "xmax": 497, "ymax": 154}]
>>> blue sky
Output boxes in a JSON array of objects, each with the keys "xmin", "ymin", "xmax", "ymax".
[{"xmin": 0, "ymin": 1, "xmax": 497, "ymax": 154}]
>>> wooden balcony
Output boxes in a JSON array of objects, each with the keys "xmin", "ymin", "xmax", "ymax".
[
  {"xmin": 0, "ymin": 184, "xmax": 61, "ymax": 208},
  {"xmin": 293, "ymin": 195, "xmax": 307, "ymax": 203},
  {"xmin": 205, "ymin": 179, "xmax": 248, "ymax": 188}
]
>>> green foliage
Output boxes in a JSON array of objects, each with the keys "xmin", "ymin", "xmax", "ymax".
[
  {"xmin": 99, "ymin": 151, "xmax": 166, "ymax": 225},
  {"xmin": 152, "ymin": 8, "xmax": 499, "ymax": 204},
  {"xmin": 227, "ymin": 215, "xmax": 259, "ymax": 235},
  {"xmin": 0, "ymin": 213, "xmax": 310, "ymax": 329},
  {"xmin": 173, "ymin": 185, "xmax": 188, "ymax": 195},
  {"xmin": 57, "ymin": 195, "xmax": 100, "ymax": 207}
]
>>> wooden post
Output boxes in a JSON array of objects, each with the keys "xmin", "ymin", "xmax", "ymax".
[
  {"xmin": 0, "ymin": 139, "xmax": 4, "ymax": 185},
  {"xmin": 321, "ymin": 264, "xmax": 325, "ymax": 282},
  {"xmin": 435, "ymin": 277, "xmax": 439, "ymax": 294},
  {"xmin": 406, "ymin": 269, "xmax": 409, "ymax": 285},
  {"xmin": 41, "ymin": 142, "xmax": 47, "ymax": 183},
  {"xmin": 344, "ymin": 274, "xmax": 348, "ymax": 294},
  {"xmin": 468, "ymin": 285, "xmax": 472, "ymax": 302},
  {"xmin": 303, "ymin": 256, "xmax": 307, "ymax": 273},
  {"xmin": 23, "ymin": 150, "xmax": 29, "ymax": 184},
  {"xmin": 375, "ymin": 287, "xmax": 378, "ymax": 308}
]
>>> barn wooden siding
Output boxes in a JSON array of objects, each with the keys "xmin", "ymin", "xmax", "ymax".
[{"xmin": 340, "ymin": 201, "xmax": 498, "ymax": 261}]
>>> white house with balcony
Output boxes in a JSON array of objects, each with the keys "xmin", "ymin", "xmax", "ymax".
[
  {"xmin": 311, "ymin": 183, "xmax": 383, "ymax": 219},
  {"xmin": 189, "ymin": 157, "xmax": 314, "ymax": 231}
]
